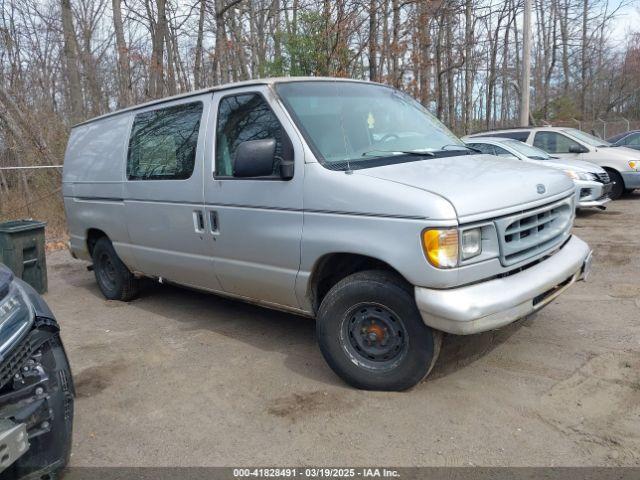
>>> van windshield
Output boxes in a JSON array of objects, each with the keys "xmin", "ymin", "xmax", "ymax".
[{"xmin": 275, "ymin": 81, "xmax": 467, "ymax": 170}]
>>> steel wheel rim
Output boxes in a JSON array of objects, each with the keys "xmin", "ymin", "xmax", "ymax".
[{"xmin": 340, "ymin": 303, "xmax": 409, "ymax": 372}]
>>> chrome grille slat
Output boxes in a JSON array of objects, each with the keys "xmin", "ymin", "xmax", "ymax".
[
  {"xmin": 494, "ymin": 197, "xmax": 574, "ymax": 266},
  {"xmin": 505, "ymin": 209, "xmax": 560, "ymax": 236}
]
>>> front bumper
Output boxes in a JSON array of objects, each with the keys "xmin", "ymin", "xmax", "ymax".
[
  {"xmin": 0, "ymin": 421, "xmax": 28, "ymax": 471},
  {"xmin": 415, "ymin": 235, "xmax": 591, "ymax": 335},
  {"xmin": 621, "ymin": 171, "xmax": 640, "ymax": 189},
  {"xmin": 575, "ymin": 179, "xmax": 611, "ymax": 208},
  {"xmin": 0, "ymin": 288, "xmax": 74, "ymax": 479}
]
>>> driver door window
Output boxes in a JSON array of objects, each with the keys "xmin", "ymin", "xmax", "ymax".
[
  {"xmin": 533, "ymin": 132, "xmax": 581, "ymax": 154},
  {"xmin": 215, "ymin": 93, "xmax": 285, "ymax": 178}
]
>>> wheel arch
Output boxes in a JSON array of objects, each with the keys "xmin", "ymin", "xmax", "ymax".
[
  {"xmin": 86, "ymin": 228, "xmax": 109, "ymax": 256},
  {"xmin": 307, "ymin": 252, "xmax": 409, "ymax": 315}
]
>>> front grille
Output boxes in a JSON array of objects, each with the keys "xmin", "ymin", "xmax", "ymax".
[
  {"xmin": 0, "ymin": 335, "xmax": 33, "ymax": 390},
  {"xmin": 595, "ymin": 172, "xmax": 610, "ymax": 184},
  {"xmin": 495, "ymin": 197, "xmax": 573, "ymax": 266}
]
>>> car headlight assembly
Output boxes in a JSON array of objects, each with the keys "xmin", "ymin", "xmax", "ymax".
[
  {"xmin": 461, "ymin": 228, "xmax": 482, "ymax": 260},
  {"xmin": 0, "ymin": 282, "xmax": 33, "ymax": 357},
  {"xmin": 564, "ymin": 170, "xmax": 596, "ymax": 181},
  {"xmin": 629, "ymin": 161, "xmax": 638, "ymax": 170},
  {"xmin": 422, "ymin": 227, "xmax": 483, "ymax": 268},
  {"xmin": 422, "ymin": 229, "xmax": 459, "ymax": 268}
]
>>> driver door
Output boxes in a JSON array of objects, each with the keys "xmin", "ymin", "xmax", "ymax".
[{"xmin": 202, "ymin": 86, "xmax": 305, "ymax": 309}]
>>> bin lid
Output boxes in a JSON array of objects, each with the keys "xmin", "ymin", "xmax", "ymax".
[{"xmin": 0, "ymin": 219, "xmax": 47, "ymax": 233}]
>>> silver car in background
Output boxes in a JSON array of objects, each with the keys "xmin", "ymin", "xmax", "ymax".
[
  {"xmin": 467, "ymin": 126, "xmax": 640, "ymax": 199},
  {"xmin": 63, "ymin": 78, "xmax": 592, "ymax": 391},
  {"xmin": 464, "ymin": 136, "xmax": 612, "ymax": 210}
]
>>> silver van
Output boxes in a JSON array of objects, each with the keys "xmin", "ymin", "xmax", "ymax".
[{"xmin": 63, "ymin": 78, "xmax": 592, "ymax": 391}]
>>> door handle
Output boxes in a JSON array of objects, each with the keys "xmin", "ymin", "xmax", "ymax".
[
  {"xmin": 193, "ymin": 210, "xmax": 205, "ymax": 233},
  {"xmin": 209, "ymin": 211, "xmax": 219, "ymax": 234}
]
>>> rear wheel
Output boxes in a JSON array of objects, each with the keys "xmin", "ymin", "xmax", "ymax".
[
  {"xmin": 316, "ymin": 270, "xmax": 441, "ymax": 391},
  {"xmin": 92, "ymin": 237, "xmax": 139, "ymax": 301},
  {"xmin": 606, "ymin": 169, "xmax": 624, "ymax": 200}
]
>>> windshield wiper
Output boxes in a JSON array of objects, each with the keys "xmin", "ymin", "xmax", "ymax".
[{"xmin": 362, "ymin": 149, "xmax": 435, "ymax": 157}]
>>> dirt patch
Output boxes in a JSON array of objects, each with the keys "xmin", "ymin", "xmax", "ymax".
[
  {"xmin": 607, "ymin": 283, "xmax": 640, "ymax": 298},
  {"xmin": 267, "ymin": 390, "xmax": 354, "ymax": 421},
  {"xmin": 74, "ymin": 360, "xmax": 128, "ymax": 398},
  {"xmin": 592, "ymin": 244, "xmax": 635, "ymax": 266},
  {"xmin": 537, "ymin": 352, "xmax": 640, "ymax": 464}
]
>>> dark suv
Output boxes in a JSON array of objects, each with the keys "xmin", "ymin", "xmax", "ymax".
[{"xmin": 0, "ymin": 264, "xmax": 74, "ymax": 479}]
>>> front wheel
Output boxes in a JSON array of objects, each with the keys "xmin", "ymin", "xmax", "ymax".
[
  {"xmin": 607, "ymin": 169, "xmax": 624, "ymax": 200},
  {"xmin": 316, "ymin": 270, "xmax": 441, "ymax": 391}
]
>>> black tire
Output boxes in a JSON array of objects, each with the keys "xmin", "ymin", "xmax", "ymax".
[
  {"xmin": 316, "ymin": 270, "xmax": 441, "ymax": 391},
  {"xmin": 92, "ymin": 236, "xmax": 139, "ymax": 301},
  {"xmin": 606, "ymin": 169, "xmax": 624, "ymax": 200}
]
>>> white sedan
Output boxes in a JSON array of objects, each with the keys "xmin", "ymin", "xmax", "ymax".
[{"xmin": 463, "ymin": 136, "xmax": 612, "ymax": 210}]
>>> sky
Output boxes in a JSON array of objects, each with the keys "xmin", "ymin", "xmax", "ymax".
[{"xmin": 610, "ymin": 1, "xmax": 640, "ymax": 45}]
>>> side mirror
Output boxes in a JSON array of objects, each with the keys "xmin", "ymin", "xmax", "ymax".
[
  {"xmin": 234, "ymin": 139, "xmax": 276, "ymax": 177},
  {"xmin": 569, "ymin": 145, "xmax": 588, "ymax": 154}
]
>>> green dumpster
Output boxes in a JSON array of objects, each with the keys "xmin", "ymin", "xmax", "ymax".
[{"xmin": 0, "ymin": 220, "xmax": 48, "ymax": 294}]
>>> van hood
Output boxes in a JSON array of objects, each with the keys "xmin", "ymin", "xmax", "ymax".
[{"xmin": 354, "ymin": 154, "xmax": 574, "ymax": 220}]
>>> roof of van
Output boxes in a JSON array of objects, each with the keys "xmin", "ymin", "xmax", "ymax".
[{"xmin": 73, "ymin": 76, "xmax": 378, "ymax": 128}]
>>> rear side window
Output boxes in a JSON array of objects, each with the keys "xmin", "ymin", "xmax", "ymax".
[
  {"xmin": 215, "ymin": 93, "xmax": 286, "ymax": 178},
  {"xmin": 533, "ymin": 131, "xmax": 581, "ymax": 154},
  {"xmin": 127, "ymin": 102, "xmax": 203, "ymax": 180}
]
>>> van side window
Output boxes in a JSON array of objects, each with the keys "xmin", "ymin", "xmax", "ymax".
[
  {"xmin": 215, "ymin": 93, "xmax": 285, "ymax": 177},
  {"xmin": 533, "ymin": 131, "xmax": 581, "ymax": 154},
  {"xmin": 127, "ymin": 102, "xmax": 203, "ymax": 180}
]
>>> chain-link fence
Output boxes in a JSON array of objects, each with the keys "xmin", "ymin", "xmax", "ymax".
[{"xmin": 546, "ymin": 119, "xmax": 640, "ymax": 139}]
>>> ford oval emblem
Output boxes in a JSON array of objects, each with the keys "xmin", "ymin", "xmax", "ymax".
[{"xmin": 537, "ymin": 184, "xmax": 546, "ymax": 194}]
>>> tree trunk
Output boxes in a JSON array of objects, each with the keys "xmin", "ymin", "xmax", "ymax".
[
  {"xmin": 417, "ymin": 0, "xmax": 431, "ymax": 106},
  {"xmin": 580, "ymin": 0, "xmax": 588, "ymax": 119},
  {"xmin": 61, "ymin": 0, "xmax": 83, "ymax": 123},
  {"xmin": 368, "ymin": 0, "xmax": 377, "ymax": 81},
  {"xmin": 113, "ymin": 0, "xmax": 132, "ymax": 106},
  {"xmin": 193, "ymin": 0, "xmax": 207, "ymax": 89},
  {"xmin": 463, "ymin": 0, "xmax": 473, "ymax": 132},
  {"xmin": 149, "ymin": 0, "xmax": 167, "ymax": 98}
]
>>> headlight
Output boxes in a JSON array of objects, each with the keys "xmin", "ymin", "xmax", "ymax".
[
  {"xmin": 564, "ymin": 170, "xmax": 596, "ymax": 181},
  {"xmin": 0, "ymin": 282, "xmax": 33, "ymax": 356},
  {"xmin": 629, "ymin": 161, "xmax": 637, "ymax": 170},
  {"xmin": 461, "ymin": 228, "xmax": 482, "ymax": 260},
  {"xmin": 422, "ymin": 229, "xmax": 459, "ymax": 268}
]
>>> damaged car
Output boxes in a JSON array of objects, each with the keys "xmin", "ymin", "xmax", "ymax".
[{"xmin": 0, "ymin": 264, "xmax": 74, "ymax": 479}]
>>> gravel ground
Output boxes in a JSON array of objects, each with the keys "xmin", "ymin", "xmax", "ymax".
[{"xmin": 45, "ymin": 192, "xmax": 639, "ymax": 467}]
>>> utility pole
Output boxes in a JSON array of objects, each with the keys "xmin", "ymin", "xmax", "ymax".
[{"xmin": 520, "ymin": 0, "xmax": 532, "ymax": 126}]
